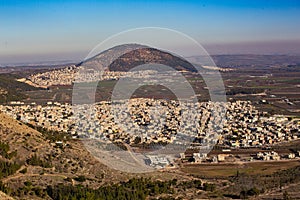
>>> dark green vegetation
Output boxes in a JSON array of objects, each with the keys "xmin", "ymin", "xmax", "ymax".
[
  {"xmin": 0, "ymin": 141, "xmax": 17, "ymax": 160},
  {"xmin": 46, "ymin": 178, "xmax": 175, "ymax": 200},
  {"xmin": 226, "ymin": 87, "xmax": 264, "ymax": 95},
  {"xmin": 0, "ymin": 141, "xmax": 20, "ymax": 179},
  {"xmin": 0, "ymin": 73, "xmax": 41, "ymax": 103},
  {"xmin": 26, "ymin": 154, "xmax": 52, "ymax": 168},
  {"xmin": 0, "ymin": 177, "xmax": 209, "ymax": 200},
  {"xmin": 0, "ymin": 161, "xmax": 21, "ymax": 179}
]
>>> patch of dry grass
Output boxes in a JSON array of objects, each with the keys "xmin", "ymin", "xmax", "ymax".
[{"xmin": 181, "ymin": 160, "xmax": 300, "ymax": 177}]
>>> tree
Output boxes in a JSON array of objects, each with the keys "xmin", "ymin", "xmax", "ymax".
[
  {"xmin": 203, "ymin": 183, "xmax": 216, "ymax": 192},
  {"xmin": 283, "ymin": 191, "xmax": 290, "ymax": 200},
  {"xmin": 247, "ymin": 187, "xmax": 260, "ymax": 196}
]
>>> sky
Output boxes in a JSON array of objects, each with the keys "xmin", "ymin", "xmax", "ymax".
[{"xmin": 1, "ymin": 0, "xmax": 300, "ymax": 64}]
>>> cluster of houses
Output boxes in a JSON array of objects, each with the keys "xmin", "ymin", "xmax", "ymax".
[
  {"xmin": 27, "ymin": 64, "xmax": 161, "ymax": 88},
  {"xmin": 256, "ymin": 151, "xmax": 281, "ymax": 161},
  {"xmin": 28, "ymin": 65, "xmax": 77, "ymax": 87},
  {"xmin": 256, "ymin": 151, "xmax": 300, "ymax": 161},
  {"xmin": 180, "ymin": 149, "xmax": 300, "ymax": 164},
  {"xmin": 220, "ymin": 101, "xmax": 299, "ymax": 148},
  {"xmin": 0, "ymin": 100, "xmax": 299, "ymax": 152}
]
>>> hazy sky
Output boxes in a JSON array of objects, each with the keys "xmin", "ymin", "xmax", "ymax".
[{"xmin": 1, "ymin": 0, "xmax": 300, "ymax": 64}]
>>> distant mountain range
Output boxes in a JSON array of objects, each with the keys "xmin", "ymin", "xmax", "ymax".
[
  {"xmin": 2, "ymin": 43, "xmax": 300, "ymax": 69},
  {"xmin": 201, "ymin": 54, "xmax": 300, "ymax": 67}
]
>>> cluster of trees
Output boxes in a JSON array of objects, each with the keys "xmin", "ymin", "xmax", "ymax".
[
  {"xmin": 0, "ymin": 180, "xmax": 47, "ymax": 198},
  {"xmin": 0, "ymin": 141, "xmax": 20, "ymax": 179},
  {"xmin": 240, "ymin": 187, "xmax": 261, "ymax": 199},
  {"xmin": 46, "ymin": 178, "xmax": 176, "ymax": 200},
  {"xmin": 0, "ymin": 178, "xmax": 178, "ymax": 199},
  {"xmin": 74, "ymin": 175, "xmax": 86, "ymax": 182},
  {"xmin": 0, "ymin": 141, "xmax": 17, "ymax": 159},
  {"xmin": 26, "ymin": 154, "xmax": 52, "ymax": 168},
  {"xmin": 177, "ymin": 179, "xmax": 202, "ymax": 190},
  {"xmin": 0, "ymin": 181, "xmax": 10, "ymax": 194},
  {"xmin": 0, "ymin": 160, "xmax": 21, "ymax": 179},
  {"xmin": 0, "ymin": 175, "xmax": 212, "ymax": 199},
  {"xmin": 203, "ymin": 183, "xmax": 216, "ymax": 192},
  {"xmin": 226, "ymin": 88, "xmax": 264, "ymax": 95}
]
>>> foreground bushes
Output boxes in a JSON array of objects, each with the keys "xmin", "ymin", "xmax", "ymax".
[{"xmin": 46, "ymin": 178, "xmax": 175, "ymax": 200}]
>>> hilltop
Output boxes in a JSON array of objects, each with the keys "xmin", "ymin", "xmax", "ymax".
[{"xmin": 80, "ymin": 44, "xmax": 197, "ymax": 72}]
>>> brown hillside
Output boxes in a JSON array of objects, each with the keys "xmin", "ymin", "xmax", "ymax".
[{"xmin": 0, "ymin": 111, "xmax": 127, "ymax": 198}]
